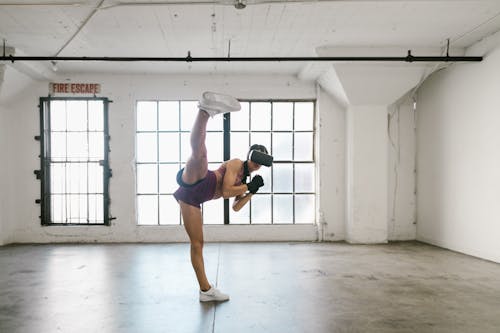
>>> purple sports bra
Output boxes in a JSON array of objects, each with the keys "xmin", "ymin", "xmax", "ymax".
[{"xmin": 216, "ymin": 163, "xmax": 245, "ymax": 186}]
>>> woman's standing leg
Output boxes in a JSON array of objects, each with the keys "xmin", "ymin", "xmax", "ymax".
[{"xmin": 180, "ymin": 201, "xmax": 211, "ymax": 291}]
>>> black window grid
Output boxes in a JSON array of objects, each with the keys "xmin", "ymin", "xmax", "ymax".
[
  {"xmin": 37, "ymin": 97, "xmax": 111, "ymax": 226},
  {"xmin": 232, "ymin": 100, "xmax": 316, "ymax": 224},
  {"xmin": 135, "ymin": 99, "xmax": 315, "ymax": 225}
]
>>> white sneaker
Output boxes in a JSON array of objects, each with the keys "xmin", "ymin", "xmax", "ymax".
[
  {"xmin": 199, "ymin": 91, "xmax": 241, "ymax": 117},
  {"xmin": 199, "ymin": 286, "xmax": 230, "ymax": 302}
]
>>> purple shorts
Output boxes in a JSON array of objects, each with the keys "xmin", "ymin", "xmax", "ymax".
[{"xmin": 173, "ymin": 168, "xmax": 217, "ymax": 208}]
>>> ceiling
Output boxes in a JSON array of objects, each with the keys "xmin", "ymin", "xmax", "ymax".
[{"xmin": 1, "ymin": 0, "xmax": 500, "ymax": 75}]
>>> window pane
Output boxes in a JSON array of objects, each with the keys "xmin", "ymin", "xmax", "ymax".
[
  {"xmin": 159, "ymin": 133, "xmax": 179, "ymax": 162},
  {"xmin": 251, "ymin": 194, "xmax": 271, "ymax": 224},
  {"xmin": 181, "ymin": 133, "xmax": 194, "ymax": 163},
  {"xmin": 159, "ymin": 101, "xmax": 179, "ymax": 131},
  {"xmin": 251, "ymin": 102, "xmax": 271, "ymax": 131},
  {"xmin": 50, "ymin": 101, "xmax": 66, "ymax": 131},
  {"xmin": 272, "ymin": 133, "xmax": 292, "ymax": 161},
  {"xmin": 137, "ymin": 195, "xmax": 158, "ymax": 225},
  {"xmin": 294, "ymin": 102, "xmax": 314, "ymax": 131},
  {"xmin": 273, "ymin": 195, "xmax": 293, "ymax": 224},
  {"xmin": 51, "ymin": 163, "xmax": 65, "ymax": 194},
  {"xmin": 88, "ymin": 163, "xmax": 103, "ymax": 193},
  {"xmin": 51, "ymin": 194, "xmax": 66, "ymax": 223},
  {"xmin": 137, "ymin": 164, "xmax": 158, "ymax": 194},
  {"xmin": 295, "ymin": 194, "xmax": 315, "ymax": 224},
  {"xmin": 67, "ymin": 163, "xmax": 87, "ymax": 194},
  {"xmin": 88, "ymin": 101, "xmax": 103, "ymax": 131},
  {"xmin": 295, "ymin": 164, "xmax": 315, "ymax": 193},
  {"xmin": 66, "ymin": 101, "xmax": 87, "ymax": 131},
  {"xmin": 202, "ymin": 200, "xmax": 223, "ymax": 225},
  {"xmin": 159, "ymin": 195, "xmax": 179, "ymax": 225},
  {"xmin": 207, "ymin": 114, "xmax": 223, "ymax": 132},
  {"xmin": 272, "ymin": 102, "xmax": 293, "ymax": 130},
  {"xmin": 50, "ymin": 132, "xmax": 66, "ymax": 161},
  {"xmin": 67, "ymin": 194, "xmax": 88, "ymax": 223},
  {"xmin": 137, "ymin": 101, "xmax": 157, "ymax": 131},
  {"xmin": 231, "ymin": 102, "xmax": 249, "ymax": 131},
  {"xmin": 88, "ymin": 132, "xmax": 104, "ymax": 160},
  {"xmin": 230, "ymin": 132, "xmax": 249, "ymax": 160},
  {"xmin": 273, "ymin": 164, "xmax": 293, "ymax": 193},
  {"xmin": 294, "ymin": 132, "xmax": 313, "ymax": 161},
  {"xmin": 88, "ymin": 194, "xmax": 104, "ymax": 223},
  {"xmin": 206, "ymin": 132, "xmax": 223, "ymax": 162},
  {"xmin": 180, "ymin": 101, "xmax": 198, "ymax": 131},
  {"xmin": 230, "ymin": 201, "xmax": 249, "ymax": 224},
  {"xmin": 66, "ymin": 132, "xmax": 88, "ymax": 161},
  {"xmin": 250, "ymin": 133, "xmax": 271, "ymax": 154},
  {"xmin": 159, "ymin": 164, "xmax": 180, "ymax": 194},
  {"xmin": 136, "ymin": 133, "xmax": 157, "ymax": 162},
  {"xmin": 208, "ymin": 162, "xmax": 220, "ymax": 172}
]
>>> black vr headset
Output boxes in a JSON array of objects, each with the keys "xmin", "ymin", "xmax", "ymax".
[
  {"xmin": 241, "ymin": 144, "xmax": 273, "ymax": 185},
  {"xmin": 247, "ymin": 144, "xmax": 273, "ymax": 167}
]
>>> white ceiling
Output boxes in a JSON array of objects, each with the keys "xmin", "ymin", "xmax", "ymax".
[{"xmin": 1, "ymin": 0, "xmax": 500, "ymax": 75}]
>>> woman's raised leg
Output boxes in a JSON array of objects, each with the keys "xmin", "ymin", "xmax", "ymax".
[{"xmin": 182, "ymin": 109, "xmax": 210, "ymax": 184}]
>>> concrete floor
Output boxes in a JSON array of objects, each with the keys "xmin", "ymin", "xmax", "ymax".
[{"xmin": 1, "ymin": 242, "xmax": 499, "ymax": 333}]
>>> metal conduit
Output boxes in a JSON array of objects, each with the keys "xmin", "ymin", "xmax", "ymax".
[{"xmin": 0, "ymin": 55, "xmax": 484, "ymax": 63}]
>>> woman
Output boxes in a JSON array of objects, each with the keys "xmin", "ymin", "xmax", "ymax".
[{"xmin": 173, "ymin": 91, "xmax": 271, "ymax": 302}]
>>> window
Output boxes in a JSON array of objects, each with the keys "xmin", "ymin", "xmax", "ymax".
[
  {"xmin": 135, "ymin": 100, "xmax": 224, "ymax": 225},
  {"xmin": 37, "ymin": 97, "xmax": 111, "ymax": 225},
  {"xmin": 136, "ymin": 99, "xmax": 315, "ymax": 225},
  {"xmin": 230, "ymin": 101, "xmax": 316, "ymax": 224}
]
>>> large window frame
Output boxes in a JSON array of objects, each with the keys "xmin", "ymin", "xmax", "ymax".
[
  {"xmin": 37, "ymin": 97, "xmax": 111, "ymax": 226},
  {"xmin": 135, "ymin": 99, "xmax": 316, "ymax": 225}
]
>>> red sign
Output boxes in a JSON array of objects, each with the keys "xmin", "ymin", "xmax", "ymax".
[{"xmin": 50, "ymin": 83, "xmax": 101, "ymax": 94}]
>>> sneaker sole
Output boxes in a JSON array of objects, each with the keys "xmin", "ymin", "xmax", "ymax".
[
  {"xmin": 199, "ymin": 295, "xmax": 230, "ymax": 302},
  {"xmin": 200, "ymin": 92, "xmax": 241, "ymax": 115}
]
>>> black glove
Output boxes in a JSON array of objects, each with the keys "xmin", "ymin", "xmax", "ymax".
[{"xmin": 247, "ymin": 175, "xmax": 264, "ymax": 194}]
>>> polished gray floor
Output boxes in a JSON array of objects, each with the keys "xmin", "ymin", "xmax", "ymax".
[{"xmin": 1, "ymin": 241, "xmax": 499, "ymax": 333}]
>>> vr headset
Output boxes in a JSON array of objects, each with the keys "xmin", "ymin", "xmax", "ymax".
[{"xmin": 248, "ymin": 149, "xmax": 273, "ymax": 167}]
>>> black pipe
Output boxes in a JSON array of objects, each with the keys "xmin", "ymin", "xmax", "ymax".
[{"xmin": 0, "ymin": 55, "xmax": 483, "ymax": 63}]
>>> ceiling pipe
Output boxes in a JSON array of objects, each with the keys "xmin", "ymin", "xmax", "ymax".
[{"xmin": 0, "ymin": 54, "xmax": 483, "ymax": 63}]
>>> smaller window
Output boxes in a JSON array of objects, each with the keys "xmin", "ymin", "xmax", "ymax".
[{"xmin": 38, "ymin": 97, "xmax": 111, "ymax": 225}]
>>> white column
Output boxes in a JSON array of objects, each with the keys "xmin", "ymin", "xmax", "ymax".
[
  {"xmin": 0, "ymin": 64, "xmax": 5, "ymax": 95},
  {"xmin": 0, "ymin": 64, "xmax": 5, "ymax": 245},
  {"xmin": 346, "ymin": 105, "xmax": 388, "ymax": 243}
]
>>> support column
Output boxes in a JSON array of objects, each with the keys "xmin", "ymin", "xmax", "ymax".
[
  {"xmin": 0, "ymin": 64, "xmax": 5, "ymax": 96},
  {"xmin": 346, "ymin": 105, "xmax": 388, "ymax": 243},
  {"xmin": 0, "ymin": 64, "xmax": 5, "ymax": 245}
]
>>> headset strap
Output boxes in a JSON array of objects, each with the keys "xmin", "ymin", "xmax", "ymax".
[{"xmin": 242, "ymin": 161, "xmax": 250, "ymax": 184}]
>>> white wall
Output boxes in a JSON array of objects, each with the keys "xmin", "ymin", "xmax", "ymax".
[
  {"xmin": 0, "ymin": 105, "xmax": 5, "ymax": 246},
  {"xmin": 346, "ymin": 105, "xmax": 388, "ymax": 243},
  {"xmin": 388, "ymin": 98, "xmax": 417, "ymax": 240},
  {"xmin": 317, "ymin": 86, "xmax": 346, "ymax": 241},
  {"xmin": 416, "ymin": 47, "xmax": 500, "ymax": 263},
  {"xmin": 3, "ymin": 73, "xmax": 334, "ymax": 243},
  {"xmin": 0, "ymin": 68, "xmax": 419, "ymax": 245},
  {"xmin": 0, "ymin": 65, "xmax": 4, "ymax": 245},
  {"xmin": 0, "ymin": 64, "xmax": 35, "ymax": 245}
]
